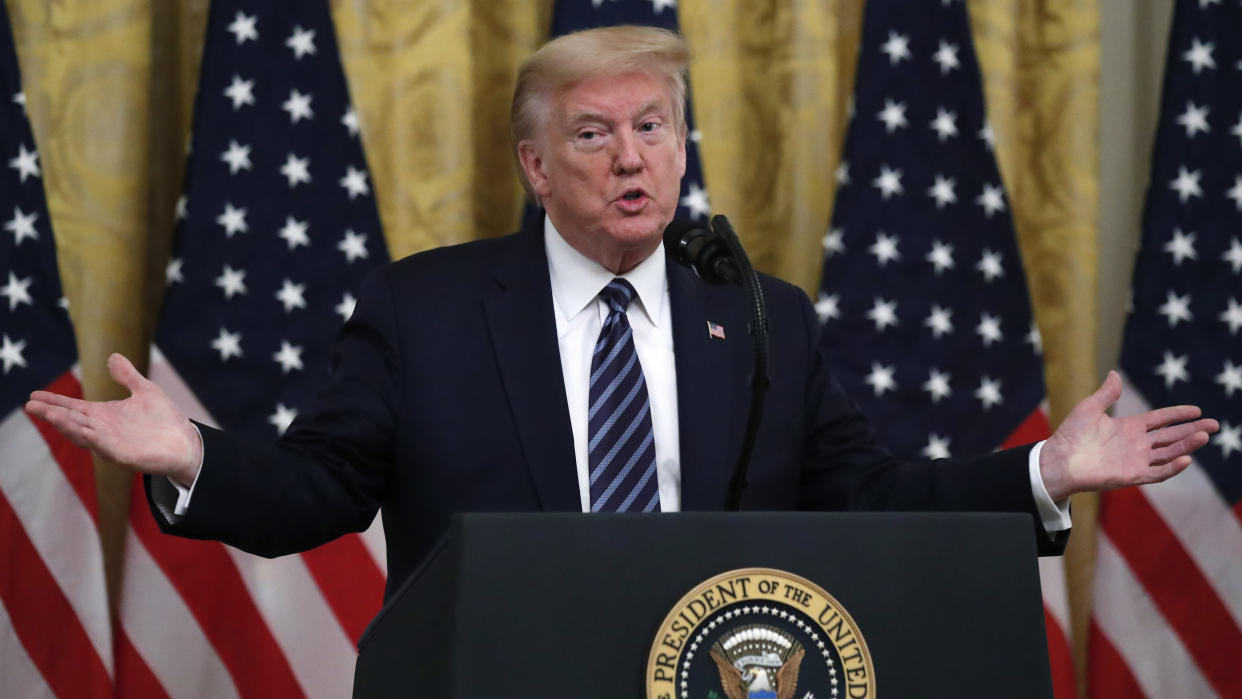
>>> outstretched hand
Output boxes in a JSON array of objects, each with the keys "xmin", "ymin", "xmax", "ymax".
[
  {"xmin": 1039, "ymin": 370, "xmax": 1219, "ymax": 502},
  {"xmin": 25, "ymin": 353, "xmax": 203, "ymax": 486}
]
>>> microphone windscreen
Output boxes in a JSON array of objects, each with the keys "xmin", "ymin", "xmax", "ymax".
[{"xmin": 662, "ymin": 218, "xmax": 710, "ymax": 255}]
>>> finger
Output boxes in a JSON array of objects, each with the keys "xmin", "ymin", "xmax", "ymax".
[
  {"xmin": 1149, "ymin": 431, "xmax": 1212, "ymax": 465},
  {"xmin": 59, "ymin": 419, "xmax": 99, "ymax": 449},
  {"xmin": 27, "ymin": 390, "xmax": 91, "ymax": 412},
  {"xmin": 1142, "ymin": 404, "xmax": 1203, "ymax": 431},
  {"xmin": 1148, "ymin": 419, "xmax": 1218, "ymax": 448},
  {"xmin": 1082, "ymin": 370, "xmax": 1123, "ymax": 413},
  {"xmin": 107, "ymin": 353, "xmax": 149, "ymax": 394},
  {"xmin": 25, "ymin": 401, "xmax": 97, "ymax": 448},
  {"xmin": 1138, "ymin": 455, "xmax": 1193, "ymax": 485},
  {"xmin": 27, "ymin": 399, "xmax": 91, "ymax": 426},
  {"xmin": 49, "ymin": 420, "xmax": 95, "ymax": 450}
]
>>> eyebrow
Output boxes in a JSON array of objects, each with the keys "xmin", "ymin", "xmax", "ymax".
[
  {"xmin": 630, "ymin": 98, "xmax": 666, "ymax": 120},
  {"xmin": 566, "ymin": 109, "xmax": 610, "ymax": 127},
  {"xmin": 566, "ymin": 99, "xmax": 668, "ymax": 127}
]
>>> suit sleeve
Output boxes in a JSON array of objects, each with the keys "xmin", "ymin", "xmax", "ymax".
[
  {"xmin": 145, "ymin": 266, "xmax": 402, "ymax": 558},
  {"xmin": 789, "ymin": 287, "xmax": 1068, "ymax": 556}
]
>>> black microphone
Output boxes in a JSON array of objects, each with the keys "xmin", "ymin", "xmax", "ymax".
[{"xmin": 663, "ymin": 218, "xmax": 742, "ymax": 285}]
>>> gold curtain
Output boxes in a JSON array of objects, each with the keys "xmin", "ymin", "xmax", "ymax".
[
  {"xmin": 9, "ymin": 0, "xmax": 1098, "ymax": 689},
  {"xmin": 971, "ymin": 3, "xmax": 1100, "ymax": 692}
]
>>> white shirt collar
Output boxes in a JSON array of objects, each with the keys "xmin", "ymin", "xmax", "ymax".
[{"xmin": 544, "ymin": 216, "xmax": 667, "ymax": 326}]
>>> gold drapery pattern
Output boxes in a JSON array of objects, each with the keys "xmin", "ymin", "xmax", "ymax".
[
  {"xmin": 970, "ymin": 3, "xmax": 1100, "ymax": 691},
  {"xmin": 8, "ymin": 0, "xmax": 1098, "ymax": 687}
]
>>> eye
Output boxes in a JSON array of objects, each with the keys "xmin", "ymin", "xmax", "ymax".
[{"xmin": 638, "ymin": 121, "xmax": 659, "ymax": 133}]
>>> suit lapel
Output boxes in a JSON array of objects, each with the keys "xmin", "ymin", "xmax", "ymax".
[
  {"xmin": 483, "ymin": 229, "xmax": 580, "ymax": 511},
  {"xmin": 668, "ymin": 259, "xmax": 743, "ymax": 510}
]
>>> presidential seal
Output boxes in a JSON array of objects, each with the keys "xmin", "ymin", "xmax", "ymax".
[{"xmin": 647, "ymin": 568, "xmax": 875, "ymax": 699}]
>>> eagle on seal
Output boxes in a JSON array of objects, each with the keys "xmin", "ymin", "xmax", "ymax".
[{"xmin": 710, "ymin": 646, "xmax": 804, "ymax": 699}]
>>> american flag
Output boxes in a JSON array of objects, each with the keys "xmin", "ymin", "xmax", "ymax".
[
  {"xmin": 117, "ymin": 1, "xmax": 389, "ymax": 696},
  {"xmin": 815, "ymin": 1, "xmax": 1076, "ymax": 697},
  {"xmin": 522, "ymin": 0, "xmax": 711, "ymax": 228},
  {"xmin": 0, "ymin": 1, "xmax": 112, "ymax": 695},
  {"xmin": 1088, "ymin": 1, "xmax": 1242, "ymax": 696}
]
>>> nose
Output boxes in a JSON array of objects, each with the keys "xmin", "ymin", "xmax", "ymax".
[{"xmin": 611, "ymin": 129, "xmax": 643, "ymax": 175}]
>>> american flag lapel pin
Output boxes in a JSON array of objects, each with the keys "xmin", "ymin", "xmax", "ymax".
[{"xmin": 706, "ymin": 321, "xmax": 726, "ymax": 340}]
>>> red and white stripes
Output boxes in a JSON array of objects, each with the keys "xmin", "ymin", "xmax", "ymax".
[
  {"xmin": 0, "ymin": 370, "xmax": 112, "ymax": 698},
  {"xmin": 1040, "ymin": 556, "xmax": 1078, "ymax": 699},
  {"xmin": 113, "ymin": 350, "xmax": 386, "ymax": 698},
  {"xmin": 1089, "ymin": 375, "xmax": 1242, "ymax": 698},
  {"xmin": 1000, "ymin": 407, "xmax": 1079, "ymax": 699}
]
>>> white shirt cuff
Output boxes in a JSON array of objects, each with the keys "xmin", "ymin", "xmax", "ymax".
[
  {"xmin": 152, "ymin": 424, "xmax": 205, "ymax": 523},
  {"xmin": 1029, "ymin": 440, "xmax": 1072, "ymax": 532}
]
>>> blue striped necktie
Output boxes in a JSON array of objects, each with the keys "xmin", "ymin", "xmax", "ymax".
[{"xmin": 588, "ymin": 279, "xmax": 661, "ymax": 512}]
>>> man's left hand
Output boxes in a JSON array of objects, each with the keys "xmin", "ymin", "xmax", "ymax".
[{"xmin": 1039, "ymin": 370, "xmax": 1220, "ymax": 503}]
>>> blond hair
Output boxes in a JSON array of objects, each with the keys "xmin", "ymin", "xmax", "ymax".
[{"xmin": 511, "ymin": 25, "xmax": 690, "ymax": 203}]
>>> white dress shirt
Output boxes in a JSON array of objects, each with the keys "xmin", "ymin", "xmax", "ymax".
[{"xmin": 545, "ymin": 219, "xmax": 682, "ymax": 512}]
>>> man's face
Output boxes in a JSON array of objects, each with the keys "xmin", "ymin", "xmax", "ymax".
[{"xmin": 519, "ymin": 71, "xmax": 687, "ymax": 274}]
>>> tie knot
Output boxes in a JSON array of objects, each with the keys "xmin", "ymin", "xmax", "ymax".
[{"xmin": 600, "ymin": 278, "xmax": 637, "ymax": 313}]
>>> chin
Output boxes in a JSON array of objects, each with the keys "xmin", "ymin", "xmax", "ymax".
[{"xmin": 606, "ymin": 213, "xmax": 668, "ymax": 246}]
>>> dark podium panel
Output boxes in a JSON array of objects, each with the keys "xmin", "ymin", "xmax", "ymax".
[{"xmin": 355, "ymin": 512, "xmax": 1052, "ymax": 698}]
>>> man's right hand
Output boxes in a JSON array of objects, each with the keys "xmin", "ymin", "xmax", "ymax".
[{"xmin": 26, "ymin": 352, "xmax": 203, "ymax": 486}]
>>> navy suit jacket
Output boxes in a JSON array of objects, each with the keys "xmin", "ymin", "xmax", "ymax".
[{"xmin": 152, "ymin": 227, "xmax": 1065, "ymax": 598}]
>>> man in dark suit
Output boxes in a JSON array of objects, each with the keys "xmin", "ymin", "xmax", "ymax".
[{"xmin": 27, "ymin": 26, "xmax": 1218, "ymax": 596}]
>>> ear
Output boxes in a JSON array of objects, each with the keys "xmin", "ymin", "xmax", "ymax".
[
  {"xmin": 517, "ymin": 140, "xmax": 552, "ymax": 198},
  {"xmin": 676, "ymin": 130, "xmax": 687, "ymax": 180}
]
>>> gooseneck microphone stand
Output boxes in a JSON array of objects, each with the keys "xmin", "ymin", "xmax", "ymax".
[
  {"xmin": 664, "ymin": 215, "xmax": 770, "ymax": 511},
  {"xmin": 710, "ymin": 216, "xmax": 769, "ymax": 511}
]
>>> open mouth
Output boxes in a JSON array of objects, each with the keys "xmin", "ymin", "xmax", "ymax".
[{"xmin": 617, "ymin": 188, "xmax": 647, "ymax": 206}]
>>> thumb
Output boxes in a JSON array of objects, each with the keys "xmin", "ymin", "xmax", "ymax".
[
  {"xmin": 107, "ymin": 353, "xmax": 149, "ymax": 394},
  {"xmin": 1080, "ymin": 369, "xmax": 1122, "ymax": 414}
]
